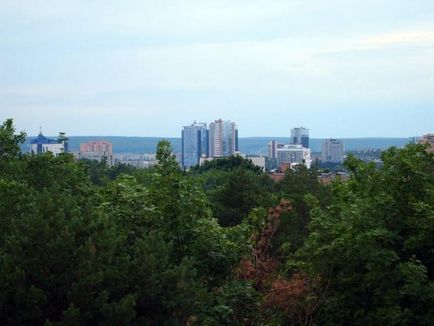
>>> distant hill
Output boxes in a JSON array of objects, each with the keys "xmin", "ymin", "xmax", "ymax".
[
  {"xmin": 238, "ymin": 137, "xmax": 412, "ymax": 154},
  {"xmin": 22, "ymin": 136, "xmax": 412, "ymax": 155}
]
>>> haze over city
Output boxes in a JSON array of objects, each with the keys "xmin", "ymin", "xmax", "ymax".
[{"xmin": 1, "ymin": 0, "xmax": 434, "ymax": 137}]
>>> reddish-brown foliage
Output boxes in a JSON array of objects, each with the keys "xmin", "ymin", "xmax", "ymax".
[
  {"xmin": 235, "ymin": 199, "xmax": 328, "ymax": 325},
  {"xmin": 236, "ymin": 199, "xmax": 291, "ymax": 288},
  {"xmin": 262, "ymin": 272, "xmax": 324, "ymax": 325}
]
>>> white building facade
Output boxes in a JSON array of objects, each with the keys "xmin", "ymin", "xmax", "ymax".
[
  {"xmin": 246, "ymin": 155, "xmax": 266, "ymax": 171},
  {"xmin": 276, "ymin": 144, "xmax": 311, "ymax": 168},
  {"xmin": 321, "ymin": 138, "xmax": 345, "ymax": 163},
  {"xmin": 209, "ymin": 119, "xmax": 238, "ymax": 157},
  {"xmin": 30, "ymin": 132, "xmax": 68, "ymax": 156}
]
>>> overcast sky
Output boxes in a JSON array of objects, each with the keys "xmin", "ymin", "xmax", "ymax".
[{"xmin": 1, "ymin": 0, "xmax": 433, "ymax": 137}]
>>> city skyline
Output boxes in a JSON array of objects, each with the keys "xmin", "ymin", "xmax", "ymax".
[{"xmin": 1, "ymin": 1, "xmax": 434, "ymax": 137}]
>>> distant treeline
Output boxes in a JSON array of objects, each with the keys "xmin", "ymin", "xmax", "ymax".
[{"xmin": 22, "ymin": 136, "xmax": 412, "ymax": 154}]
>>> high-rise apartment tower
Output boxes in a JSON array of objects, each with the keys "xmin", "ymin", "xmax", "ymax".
[
  {"xmin": 79, "ymin": 140, "xmax": 114, "ymax": 166},
  {"xmin": 181, "ymin": 122, "xmax": 209, "ymax": 169},
  {"xmin": 291, "ymin": 127, "xmax": 309, "ymax": 148},
  {"xmin": 321, "ymin": 138, "xmax": 345, "ymax": 163},
  {"xmin": 209, "ymin": 119, "xmax": 238, "ymax": 157}
]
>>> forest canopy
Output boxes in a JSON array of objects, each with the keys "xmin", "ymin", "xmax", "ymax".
[{"xmin": 1, "ymin": 119, "xmax": 433, "ymax": 325}]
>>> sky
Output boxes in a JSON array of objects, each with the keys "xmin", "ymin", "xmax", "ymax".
[{"xmin": 0, "ymin": 0, "xmax": 433, "ymax": 138}]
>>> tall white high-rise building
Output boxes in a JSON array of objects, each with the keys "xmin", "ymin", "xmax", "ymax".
[
  {"xmin": 291, "ymin": 127, "xmax": 310, "ymax": 148},
  {"xmin": 209, "ymin": 119, "xmax": 238, "ymax": 157},
  {"xmin": 321, "ymin": 138, "xmax": 345, "ymax": 163}
]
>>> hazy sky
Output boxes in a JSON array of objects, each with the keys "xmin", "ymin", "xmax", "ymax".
[{"xmin": 1, "ymin": 0, "xmax": 433, "ymax": 137}]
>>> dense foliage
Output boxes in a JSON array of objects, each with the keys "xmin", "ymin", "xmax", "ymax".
[{"xmin": 1, "ymin": 119, "xmax": 433, "ymax": 325}]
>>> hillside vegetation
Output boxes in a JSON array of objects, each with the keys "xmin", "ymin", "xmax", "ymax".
[{"xmin": 1, "ymin": 119, "xmax": 433, "ymax": 325}]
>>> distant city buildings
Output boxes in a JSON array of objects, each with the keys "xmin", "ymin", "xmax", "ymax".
[
  {"xmin": 419, "ymin": 134, "xmax": 434, "ymax": 153},
  {"xmin": 79, "ymin": 140, "xmax": 113, "ymax": 166},
  {"xmin": 267, "ymin": 140, "xmax": 284, "ymax": 159},
  {"xmin": 30, "ymin": 131, "xmax": 69, "ymax": 156},
  {"xmin": 276, "ymin": 144, "xmax": 312, "ymax": 169},
  {"xmin": 291, "ymin": 127, "xmax": 309, "ymax": 148},
  {"xmin": 143, "ymin": 153, "xmax": 158, "ymax": 168},
  {"xmin": 321, "ymin": 138, "xmax": 345, "ymax": 163},
  {"xmin": 181, "ymin": 122, "xmax": 209, "ymax": 169},
  {"xmin": 174, "ymin": 152, "xmax": 183, "ymax": 167},
  {"xmin": 267, "ymin": 140, "xmax": 284, "ymax": 170},
  {"xmin": 113, "ymin": 153, "xmax": 157, "ymax": 168},
  {"xmin": 267, "ymin": 126, "xmax": 311, "ymax": 170},
  {"xmin": 180, "ymin": 119, "xmax": 239, "ymax": 169},
  {"xmin": 245, "ymin": 155, "xmax": 266, "ymax": 171},
  {"xmin": 209, "ymin": 119, "xmax": 238, "ymax": 158},
  {"xmin": 28, "ymin": 121, "xmax": 392, "ymax": 174}
]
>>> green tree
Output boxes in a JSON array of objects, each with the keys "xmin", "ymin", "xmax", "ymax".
[
  {"xmin": 190, "ymin": 155, "xmax": 263, "ymax": 174},
  {"xmin": 298, "ymin": 144, "xmax": 434, "ymax": 325},
  {"xmin": 0, "ymin": 154, "xmax": 97, "ymax": 324},
  {"xmin": 0, "ymin": 118, "xmax": 26, "ymax": 160},
  {"xmin": 191, "ymin": 156, "xmax": 275, "ymax": 226},
  {"xmin": 274, "ymin": 165, "xmax": 332, "ymax": 253}
]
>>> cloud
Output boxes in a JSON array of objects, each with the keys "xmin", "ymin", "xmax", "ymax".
[
  {"xmin": 1, "ymin": 1, "xmax": 434, "ymax": 137},
  {"xmin": 319, "ymin": 28, "xmax": 434, "ymax": 56},
  {"xmin": 3, "ymin": 24, "xmax": 434, "ymax": 100},
  {"xmin": 362, "ymin": 29, "xmax": 434, "ymax": 46}
]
